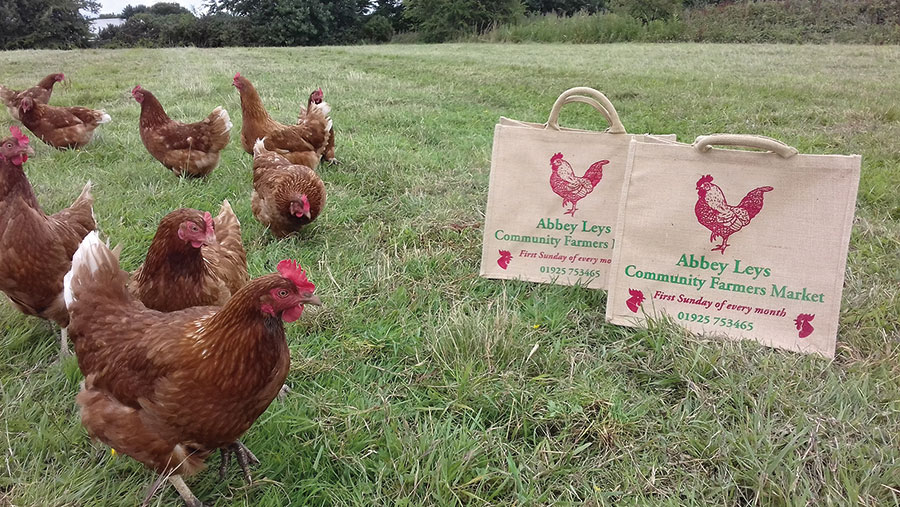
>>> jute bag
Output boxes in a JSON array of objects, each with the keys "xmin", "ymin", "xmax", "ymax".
[
  {"xmin": 606, "ymin": 134, "xmax": 861, "ymax": 357},
  {"xmin": 480, "ymin": 87, "xmax": 674, "ymax": 289}
]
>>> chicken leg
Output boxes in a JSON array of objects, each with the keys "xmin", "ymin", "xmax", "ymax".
[
  {"xmin": 169, "ymin": 475, "xmax": 203, "ymax": 507},
  {"xmin": 219, "ymin": 441, "xmax": 260, "ymax": 484},
  {"xmin": 140, "ymin": 473, "xmax": 202, "ymax": 507},
  {"xmin": 59, "ymin": 327, "xmax": 71, "ymax": 358},
  {"xmin": 561, "ymin": 199, "xmax": 579, "ymax": 217},
  {"xmin": 711, "ymin": 238, "xmax": 730, "ymax": 254}
]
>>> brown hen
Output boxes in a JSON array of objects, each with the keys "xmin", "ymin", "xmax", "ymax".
[
  {"xmin": 233, "ymin": 73, "xmax": 331, "ymax": 169},
  {"xmin": 129, "ymin": 200, "xmax": 249, "ymax": 312},
  {"xmin": 297, "ymin": 87, "xmax": 337, "ymax": 164},
  {"xmin": 18, "ymin": 96, "xmax": 110, "ymax": 149},
  {"xmin": 132, "ymin": 86, "xmax": 232, "ymax": 177},
  {"xmin": 251, "ymin": 139, "xmax": 326, "ymax": 237},
  {"xmin": 64, "ymin": 232, "xmax": 321, "ymax": 506},
  {"xmin": 0, "ymin": 126, "xmax": 94, "ymax": 355},
  {"xmin": 1, "ymin": 73, "xmax": 65, "ymax": 121}
]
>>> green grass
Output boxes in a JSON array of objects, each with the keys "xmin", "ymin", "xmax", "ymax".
[{"xmin": 0, "ymin": 44, "xmax": 898, "ymax": 506}]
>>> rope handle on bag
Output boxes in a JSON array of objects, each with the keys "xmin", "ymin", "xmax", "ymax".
[
  {"xmin": 546, "ymin": 87, "xmax": 627, "ymax": 134},
  {"xmin": 693, "ymin": 134, "xmax": 799, "ymax": 158}
]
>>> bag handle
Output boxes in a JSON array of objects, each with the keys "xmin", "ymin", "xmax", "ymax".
[
  {"xmin": 546, "ymin": 87, "xmax": 627, "ymax": 134},
  {"xmin": 693, "ymin": 134, "xmax": 799, "ymax": 158}
]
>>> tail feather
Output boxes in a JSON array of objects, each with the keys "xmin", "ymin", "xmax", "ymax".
[
  {"xmin": 74, "ymin": 180, "xmax": 93, "ymax": 206},
  {"xmin": 0, "ymin": 85, "xmax": 15, "ymax": 106},
  {"xmin": 63, "ymin": 231, "xmax": 129, "ymax": 310},
  {"xmin": 209, "ymin": 199, "xmax": 249, "ymax": 294},
  {"xmin": 210, "ymin": 106, "xmax": 232, "ymax": 133},
  {"xmin": 253, "ymin": 138, "xmax": 268, "ymax": 157},
  {"xmin": 216, "ymin": 198, "xmax": 241, "ymax": 229}
]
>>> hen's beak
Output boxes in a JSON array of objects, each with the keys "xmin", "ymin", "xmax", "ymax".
[
  {"xmin": 24, "ymin": 145, "xmax": 34, "ymax": 157},
  {"xmin": 303, "ymin": 294, "xmax": 322, "ymax": 307}
]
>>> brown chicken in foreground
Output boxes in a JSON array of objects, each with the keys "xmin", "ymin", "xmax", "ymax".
[
  {"xmin": 64, "ymin": 232, "xmax": 321, "ymax": 506},
  {"xmin": 0, "ymin": 126, "xmax": 95, "ymax": 355},
  {"xmin": 132, "ymin": 86, "xmax": 232, "ymax": 177},
  {"xmin": 130, "ymin": 200, "xmax": 249, "ymax": 312},
  {"xmin": 297, "ymin": 87, "xmax": 337, "ymax": 164},
  {"xmin": 251, "ymin": 139, "xmax": 326, "ymax": 237},
  {"xmin": 1, "ymin": 73, "xmax": 65, "ymax": 121},
  {"xmin": 233, "ymin": 73, "xmax": 331, "ymax": 169},
  {"xmin": 18, "ymin": 96, "xmax": 110, "ymax": 149}
]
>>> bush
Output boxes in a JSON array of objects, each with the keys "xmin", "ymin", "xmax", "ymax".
[
  {"xmin": 405, "ymin": 0, "xmax": 525, "ymax": 42},
  {"xmin": 364, "ymin": 15, "xmax": 395, "ymax": 43},
  {"xmin": 478, "ymin": 0, "xmax": 900, "ymax": 44},
  {"xmin": 482, "ymin": 11, "xmax": 646, "ymax": 43},
  {"xmin": 609, "ymin": 0, "xmax": 681, "ymax": 23}
]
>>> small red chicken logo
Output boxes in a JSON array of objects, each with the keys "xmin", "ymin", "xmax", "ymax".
[
  {"xmin": 625, "ymin": 289, "xmax": 645, "ymax": 313},
  {"xmin": 794, "ymin": 313, "xmax": 815, "ymax": 338},
  {"xmin": 497, "ymin": 250, "xmax": 513, "ymax": 270},
  {"xmin": 549, "ymin": 153, "xmax": 608, "ymax": 217},
  {"xmin": 694, "ymin": 175, "xmax": 773, "ymax": 254}
]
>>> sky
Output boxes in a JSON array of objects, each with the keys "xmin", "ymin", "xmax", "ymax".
[{"xmin": 96, "ymin": 0, "xmax": 204, "ymax": 16}]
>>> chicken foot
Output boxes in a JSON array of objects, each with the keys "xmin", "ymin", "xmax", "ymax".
[
  {"xmin": 218, "ymin": 441, "xmax": 260, "ymax": 484},
  {"xmin": 711, "ymin": 239, "xmax": 730, "ymax": 254}
]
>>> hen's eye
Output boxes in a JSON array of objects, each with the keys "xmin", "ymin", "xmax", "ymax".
[
  {"xmin": 191, "ymin": 224, "xmax": 199, "ymax": 231},
  {"xmin": 277, "ymin": 289, "xmax": 289, "ymax": 298}
]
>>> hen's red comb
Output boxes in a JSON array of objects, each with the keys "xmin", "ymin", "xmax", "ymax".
[
  {"xmin": 202, "ymin": 211, "xmax": 214, "ymax": 231},
  {"xmin": 234, "ymin": 72, "xmax": 241, "ymax": 79},
  {"xmin": 629, "ymin": 288, "xmax": 644, "ymax": 298},
  {"xmin": 277, "ymin": 259, "xmax": 315, "ymax": 291},
  {"xmin": 550, "ymin": 152, "xmax": 564, "ymax": 165},
  {"xmin": 697, "ymin": 174, "xmax": 714, "ymax": 186},
  {"xmin": 10, "ymin": 126, "xmax": 28, "ymax": 146}
]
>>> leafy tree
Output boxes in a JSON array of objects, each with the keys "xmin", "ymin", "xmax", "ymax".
[
  {"xmin": 610, "ymin": 0, "xmax": 681, "ymax": 23},
  {"xmin": 98, "ymin": 9, "xmax": 204, "ymax": 47},
  {"xmin": 371, "ymin": 0, "xmax": 410, "ymax": 33},
  {"xmin": 148, "ymin": 2, "xmax": 192, "ymax": 15},
  {"xmin": 121, "ymin": 4, "xmax": 149, "ymax": 18},
  {"xmin": 207, "ymin": 0, "xmax": 371, "ymax": 45},
  {"xmin": 363, "ymin": 14, "xmax": 394, "ymax": 42},
  {"xmin": 405, "ymin": 0, "xmax": 525, "ymax": 42},
  {"xmin": 523, "ymin": 0, "xmax": 605, "ymax": 15},
  {"xmin": 0, "ymin": 0, "xmax": 98, "ymax": 49}
]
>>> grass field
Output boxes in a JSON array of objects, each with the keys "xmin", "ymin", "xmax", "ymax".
[{"xmin": 0, "ymin": 44, "xmax": 898, "ymax": 506}]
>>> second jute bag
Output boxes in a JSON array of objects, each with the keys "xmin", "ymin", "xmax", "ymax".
[
  {"xmin": 480, "ymin": 87, "xmax": 674, "ymax": 289},
  {"xmin": 606, "ymin": 134, "xmax": 861, "ymax": 357}
]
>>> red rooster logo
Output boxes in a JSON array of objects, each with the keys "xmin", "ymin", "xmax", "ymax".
[
  {"xmin": 795, "ymin": 313, "xmax": 815, "ymax": 338},
  {"xmin": 694, "ymin": 175, "xmax": 773, "ymax": 254},
  {"xmin": 497, "ymin": 250, "xmax": 513, "ymax": 270},
  {"xmin": 549, "ymin": 153, "xmax": 608, "ymax": 217},
  {"xmin": 625, "ymin": 289, "xmax": 645, "ymax": 313}
]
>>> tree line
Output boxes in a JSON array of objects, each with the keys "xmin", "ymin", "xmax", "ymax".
[
  {"xmin": 1, "ymin": 0, "xmax": 700, "ymax": 49},
  {"xmin": 4, "ymin": 0, "xmax": 897, "ymax": 49}
]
